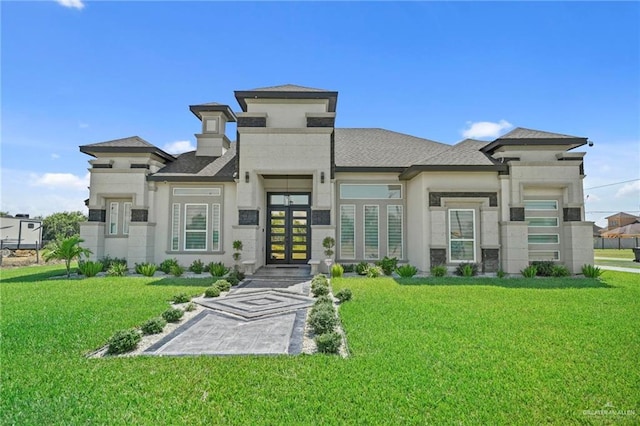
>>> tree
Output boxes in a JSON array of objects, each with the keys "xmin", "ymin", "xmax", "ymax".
[
  {"xmin": 42, "ymin": 211, "xmax": 87, "ymax": 242},
  {"xmin": 0, "ymin": 211, "xmax": 10, "ymax": 217},
  {"xmin": 42, "ymin": 236, "xmax": 92, "ymax": 278}
]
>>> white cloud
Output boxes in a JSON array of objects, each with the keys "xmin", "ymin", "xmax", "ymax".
[
  {"xmin": 615, "ymin": 180, "xmax": 640, "ymax": 199},
  {"xmin": 462, "ymin": 120, "xmax": 513, "ymax": 139},
  {"xmin": 56, "ymin": 0, "xmax": 85, "ymax": 10},
  {"xmin": 51, "ymin": 153, "xmax": 60, "ymax": 159},
  {"xmin": 78, "ymin": 122, "xmax": 89, "ymax": 129},
  {"xmin": 30, "ymin": 172, "xmax": 89, "ymax": 190},
  {"xmin": 163, "ymin": 140, "xmax": 195, "ymax": 154}
]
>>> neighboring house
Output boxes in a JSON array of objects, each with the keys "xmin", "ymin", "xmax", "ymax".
[
  {"xmin": 604, "ymin": 212, "xmax": 640, "ymax": 231},
  {"xmin": 79, "ymin": 84, "xmax": 594, "ymax": 274},
  {"xmin": 593, "ymin": 224, "xmax": 603, "ymax": 237}
]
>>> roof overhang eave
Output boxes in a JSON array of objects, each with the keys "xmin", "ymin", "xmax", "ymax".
[{"xmin": 399, "ymin": 164, "xmax": 508, "ymax": 180}]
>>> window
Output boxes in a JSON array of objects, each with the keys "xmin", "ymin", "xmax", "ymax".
[
  {"xmin": 340, "ymin": 205, "xmax": 356, "ymax": 259},
  {"xmin": 340, "ymin": 184, "xmax": 402, "ymax": 199},
  {"xmin": 184, "ymin": 204, "xmax": 208, "ymax": 250},
  {"xmin": 171, "ymin": 203, "xmax": 180, "ymax": 251},
  {"xmin": 524, "ymin": 200, "xmax": 557, "ymax": 210},
  {"xmin": 205, "ymin": 119, "xmax": 218, "ymax": 133},
  {"xmin": 123, "ymin": 202, "xmax": 132, "ymax": 235},
  {"xmin": 387, "ymin": 205, "xmax": 403, "ymax": 258},
  {"xmin": 528, "ymin": 234, "xmax": 559, "ymax": 244},
  {"xmin": 364, "ymin": 205, "xmax": 379, "ymax": 259},
  {"xmin": 449, "ymin": 209, "xmax": 475, "ymax": 262},
  {"xmin": 525, "ymin": 198, "xmax": 561, "ymax": 261},
  {"xmin": 173, "ymin": 188, "xmax": 221, "ymax": 196},
  {"xmin": 527, "ymin": 217, "xmax": 558, "ymax": 227},
  {"xmin": 109, "ymin": 202, "xmax": 119, "ymax": 235},
  {"xmin": 211, "ymin": 204, "xmax": 221, "ymax": 251}
]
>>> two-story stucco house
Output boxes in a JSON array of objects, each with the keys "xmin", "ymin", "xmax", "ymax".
[{"xmin": 79, "ymin": 84, "xmax": 594, "ymax": 274}]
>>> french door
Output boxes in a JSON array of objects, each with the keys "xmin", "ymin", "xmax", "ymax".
[{"xmin": 267, "ymin": 193, "xmax": 311, "ymax": 264}]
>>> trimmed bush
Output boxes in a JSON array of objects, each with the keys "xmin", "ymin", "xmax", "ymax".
[
  {"xmin": 315, "ymin": 332, "xmax": 342, "ymax": 354},
  {"xmin": 312, "ymin": 284, "xmax": 330, "ymax": 297},
  {"xmin": 355, "ymin": 262, "xmax": 369, "ymax": 275},
  {"xmin": 309, "ymin": 305, "xmax": 337, "ymax": 335},
  {"xmin": 226, "ymin": 276, "xmax": 239, "ymax": 287},
  {"xmin": 335, "ymin": 288, "xmax": 352, "ymax": 303},
  {"xmin": 107, "ymin": 262, "xmax": 128, "ymax": 277},
  {"xmin": 214, "ymin": 279, "xmax": 231, "ymax": 292},
  {"xmin": 228, "ymin": 270, "xmax": 245, "ymax": 283},
  {"xmin": 311, "ymin": 274, "xmax": 329, "ymax": 290},
  {"xmin": 395, "ymin": 264, "xmax": 418, "ymax": 278},
  {"xmin": 170, "ymin": 264, "xmax": 185, "ymax": 277},
  {"xmin": 342, "ymin": 264, "xmax": 355, "ymax": 273},
  {"xmin": 551, "ymin": 264, "xmax": 571, "ymax": 277},
  {"xmin": 78, "ymin": 260, "xmax": 103, "ymax": 277},
  {"xmin": 431, "ymin": 265, "xmax": 447, "ymax": 277},
  {"xmin": 531, "ymin": 261, "xmax": 555, "ymax": 277},
  {"xmin": 208, "ymin": 262, "xmax": 230, "ymax": 277},
  {"xmin": 521, "ymin": 265, "xmax": 538, "ymax": 278},
  {"xmin": 455, "ymin": 263, "xmax": 479, "ymax": 277},
  {"xmin": 204, "ymin": 286, "xmax": 221, "ymax": 298},
  {"xmin": 184, "ymin": 302, "xmax": 197, "ymax": 312},
  {"xmin": 497, "ymin": 269, "xmax": 506, "ymax": 279},
  {"xmin": 162, "ymin": 307, "xmax": 184, "ymax": 323},
  {"xmin": 141, "ymin": 317, "xmax": 166, "ymax": 335},
  {"xmin": 365, "ymin": 265, "xmax": 383, "ymax": 278},
  {"xmin": 582, "ymin": 264, "xmax": 604, "ymax": 279},
  {"xmin": 159, "ymin": 258, "xmax": 179, "ymax": 274},
  {"xmin": 99, "ymin": 256, "xmax": 127, "ymax": 272},
  {"xmin": 172, "ymin": 293, "xmax": 190, "ymax": 304},
  {"xmin": 331, "ymin": 264, "xmax": 344, "ymax": 277},
  {"xmin": 376, "ymin": 256, "xmax": 398, "ymax": 276},
  {"xmin": 314, "ymin": 295, "xmax": 334, "ymax": 306},
  {"xmin": 137, "ymin": 263, "xmax": 157, "ymax": 277},
  {"xmin": 107, "ymin": 329, "xmax": 141, "ymax": 354},
  {"xmin": 189, "ymin": 259, "xmax": 204, "ymax": 274}
]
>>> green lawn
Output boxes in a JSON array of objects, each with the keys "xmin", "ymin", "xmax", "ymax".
[
  {"xmin": 2, "ymin": 266, "xmax": 639, "ymax": 424},
  {"xmin": 595, "ymin": 248, "xmax": 636, "ymax": 259}
]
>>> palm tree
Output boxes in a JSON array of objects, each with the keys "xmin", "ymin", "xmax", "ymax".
[{"xmin": 43, "ymin": 236, "xmax": 92, "ymax": 278}]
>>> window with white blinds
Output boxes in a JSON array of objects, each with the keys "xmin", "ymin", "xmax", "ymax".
[
  {"xmin": 387, "ymin": 205, "xmax": 403, "ymax": 258},
  {"xmin": 123, "ymin": 202, "xmax": 132, "ymax": 235},
  {"xmin": 340, "ymin": 205, "xmax": 356, "ymax": 259},
  {"xmin": 184, "ymin": 204, "xmax": 208, "ymax": 250},
  {"xmin": 171, "ymin": 203, "xmax": 180, "ymax": 251},
  {"xmin": 211, "ymin": 203, "xmax": 221, "ymax": 251},
  {"xmin": 449, "ymin": 209, "xmax": 475, "ymax": 262},
  {"xmin": 364, "ymin": 205, "xmax": 379, "ymax": 259}
]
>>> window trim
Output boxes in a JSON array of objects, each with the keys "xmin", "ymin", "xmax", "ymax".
[
  {"xmin": 171, "ymin": 203, "xmax": 180, "ymax": 251},
  {"xmin": 340, "ymin": 183, "xmax": 403, "ymax": 200},
  {"xmin": 122, "ymin": 202, "xmax": 132, "ymax": 235},
  {"xmin": 340, "ymin": 204, "xmax": 356, "ymax": 260},
  {"xmin": 184, "ymin": 203, "xmax": 208, "ymax": 251},
  {"xmin": 448, "ymin": 209, "xmax": 476, "ymax": 263},
  {"xmin": 526, "ymin": 217, "xmax": 559, "ymax": 227},
  {"xmin": 523, "ymin": 200, "xmax": 558, "ymax": 211},
  {"xmin": 528, "ymin": 234, "xmax": 560, "ymax": 244},
  {"xmin": 108, "ymin": 202, "xmax": 119, "ymax": 235},
  {"xmin": 387, "ymin": 205, "xmax": 403, "ymax": 259},
  {"xmin": 363, "ymin": 204, "xmax": 380, "ymax": 260}
]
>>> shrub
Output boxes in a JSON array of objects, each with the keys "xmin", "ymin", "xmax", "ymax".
[
  {"xmin": 531, "ymin": 261, "xmax": 555, "ymax": 277},
  {"xmin": 376, "ymin": 256, "xmax": 398, "ymax": 276},
  {"xmin": 204, "ymin": 286, "xmax": 221, "ymax": 298},
  {"xmin": 309, "ymin": 305, "xmax": 337, "ymax": 335},
  {"xmin": 312, "ymin": 284, "xmax": 330, "ymax": 297},
  {"xmin": 208, "ymin": 262, "xmax": 230, "ymax": 277},
  {"xmin": 214, "ymin": 279, "xmax": 231, "ymax": 292},
  {"xmin": 315, "ymin": 332, "xmax": 342, "ymax": 354},
  {"xmin": 431, "ymin": 265, "xmax": 447, "ymax": 277},
  {"xmin": 311, "ymin": 274, "xmax": 329, "ymax": 290},
  {"xmin": 342, "ymin": 264, "xmax": 355, "ymax": 273},
  {"xmin": 107, "ymin": 262, "xmax": 128, "ymax": 277},
  {"xmin": 455, "ymin": 262, "xmax": 479, "ymax": 277},
  {"xmin": 314, "ymin": 295, "xmax": 334, "ymax": 306},
  {"xmin": 184, "ymin": 302, "xmax": 197, "ymax": 312},
  {"xmin": 322, "ymin": 236, "xmax": 335, "ymax": 258},
  {"xmin": 582, "ymin": 264, "xmax": 604, "ymax": 279},
  {"xmin": 189, "ymin": 259, "xmax": 204, "ymax": 274},
  {"xmin": 551, "ymin": 264, "xmax": 571, "ymax": 277},
  {"xmin": 497, "ymin": 269, "xmax": 506, "ymax": 279},
  {"xmin": 331, "ymin": 264, "xmax": 344, "ymax": 277},
  {"xmin": 78, "ymin": 260, "xmax": 103, "ymax": 277},
  {"xmin": 107, "ymin": 329, "xmax": 141, "ymax": 354},
  {"xmin": 159, "ymin": 258, "xmax": 179, "ymax": 274},
  {"xmin": 521, "ymin": 265, "xmax": 538, "ymax": 278},
  {"xmin": 355, "ymin": 261, "xmax": 369, "ymax": 275},
  {"xmin": 98, "ymin": 256, "xmax": 127, "ymax": 272},
  {"xmin": 162, "ymin": 307, "xmax": 184, "ymax": 323},
  {"xmin": 140, "ymin": 317, "xmax": 166, "ymax": 335},
  {"xmin": 135, "ymin": 262, "xmax": 157, "ymax": 277},
  {"xmin": 365, "ymin": 265, "xmax": 383, "ymax": 278},
  {"xmin": 228, "ymin": 270, "xmax": 245, "ymax": 283},
  {"xmin": 226, "ymin": 276, "xmax": 239, "ymax": 287},
  {"xmin": 172, "ymin": 293, "xmax": 190, "ymax": 304},
  {"xmin": 170, "ymin": 264, "xmax": 185, "ymax": 277},
  {"xmin": 396, "ymin": 264, "xmax": 418, "ymax": 278},
  {"xmin": 335, "ymin": 288, "xmax": 352, "ymax": 303}
]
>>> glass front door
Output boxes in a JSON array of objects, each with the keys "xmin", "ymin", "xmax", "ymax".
[{"xmin": 267, "ymin": 193, "xmax": 311, "ymax": 264}]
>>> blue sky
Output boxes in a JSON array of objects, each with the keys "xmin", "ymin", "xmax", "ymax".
[{"xmin": 1, "ymin": 1, "xmax": 639, "ymax": 227}]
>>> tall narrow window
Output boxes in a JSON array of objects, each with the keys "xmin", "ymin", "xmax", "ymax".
[
  {"xmin": 387, "ymin": 205, "xmax": 403, "ymax": 258},
  {"xmin": 364, "ymin": 205, "xmax": 379, "ymax": 259},
  {"xmin": 171, "ymin": 203, "xmax": 180, "ymax": 251},
  {"xmin": 211, "ymin": 203, "xmax": 221, "ymax": 251},
  {"xmin": 184, "ymin": 204, "xmax": 208, "ymax": 250},
  {"xmin": 123, "ymin": 202, "xmax": 132, "ymax": 235},
  {"xmin": 449, "ymin": 209, "xmax": 475, "ymax": 262},
  {"xmin": 340, "ymin": 205, "xmax": 356, "ymax": 259},
  {"xmin": 109, "ymin": 202, "xmax": 119, "ymax": 235}
]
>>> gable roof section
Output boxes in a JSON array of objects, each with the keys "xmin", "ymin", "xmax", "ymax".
[
  {"xmin": 334, "ymin": 128, "xmax": 450, "ymax": 171},
  {"xmin": 604, "ymin": 211, "xmax": 640, "ymax": 220},
  {"xmin": 481, "ymin": 127, "xmax": 588, "ymax": 154},
  {"xmin": 79, "ymin": 136, "xmax": 175, "ymax": 162},
  {"xmin": 235, "ymin": 84, "xmax": 338, "ymax": 112},
  {"xmin": 148, "ymin": 144, "xmax": 236, "ymax": 182}
]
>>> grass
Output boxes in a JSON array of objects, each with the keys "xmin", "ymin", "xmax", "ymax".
[
  {"xmin": 2, "ymin": 265, "xmax": 639, "ymax": 424},
  {"xmin": 594, "ymin": 248, "xmax": 636, "ymax": 259}
]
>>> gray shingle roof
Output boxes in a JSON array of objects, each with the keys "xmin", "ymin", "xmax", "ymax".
[
  {"xmin": 81, "ymin": 136, "xmax": 156, "ymax": 148},
  {"xmin": 498, "ymin": 127, "xmax": 583, "ymax": 140},
  {"xmin": 149, "ymin": 144, "xmax": 236, "ymax": 181},
  {"xmin": 247, "ymin": 84, "xmax": 330, "ymax": 92},
  {"xmin": 79, "ymin": 136, "xmax": 175, "ymax": 161},
  {"xmin": 334, "ymin": 128, "xmax": 450, "ymax": 168},
  {"xmin": 416, "ymin": 138, "xmax": 496, "ymax": 166}
]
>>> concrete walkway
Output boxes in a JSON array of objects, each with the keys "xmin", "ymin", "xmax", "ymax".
[
  {"xmin": 144, "ymin": 267, "xmax": 314, "ymax": 356},
  {"xmin": 596, "ymin": 265, "xmax": 640, "ymax": 274}
]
